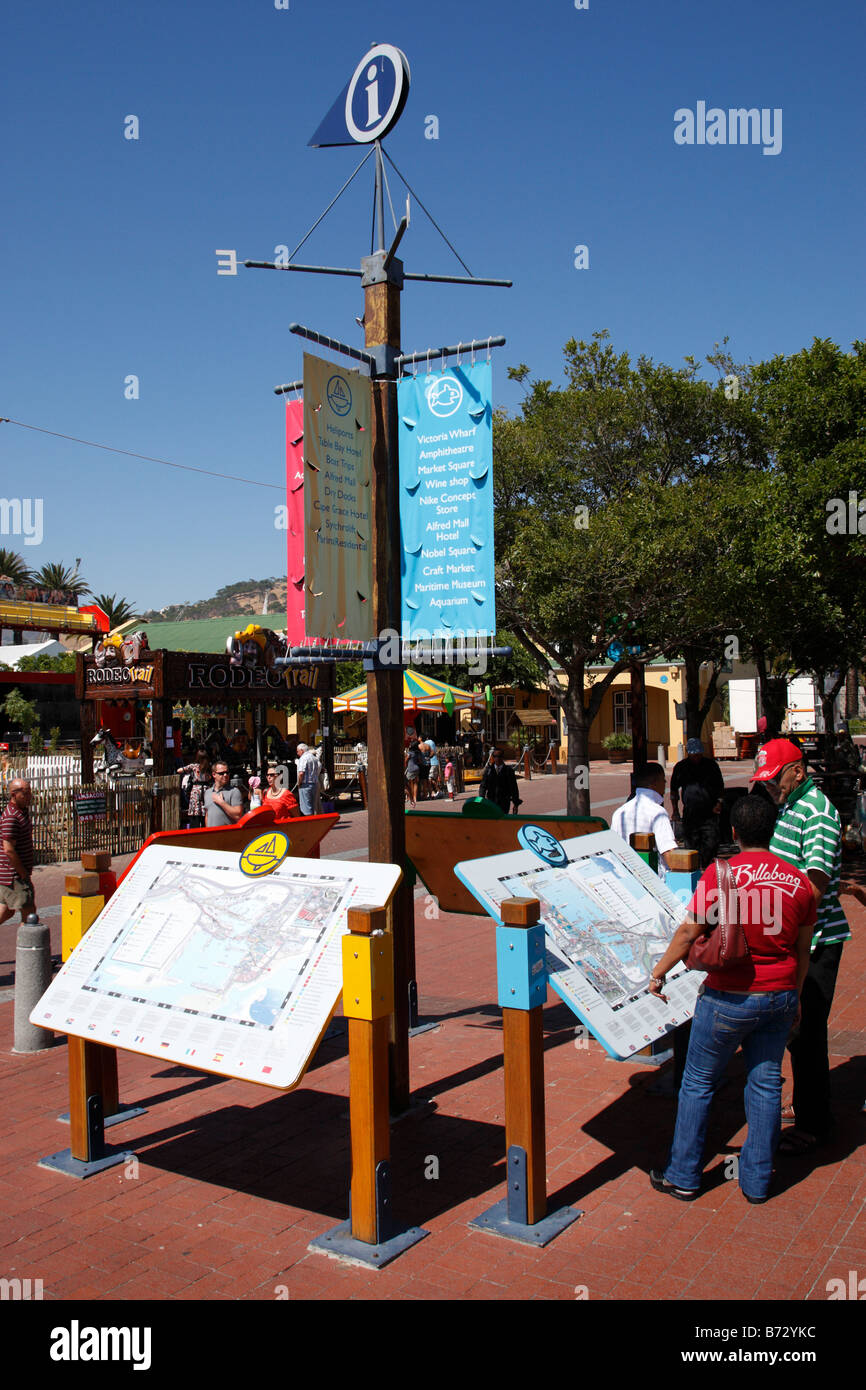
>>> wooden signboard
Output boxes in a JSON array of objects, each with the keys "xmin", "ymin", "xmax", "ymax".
[
  {"xmin": 405, "ymin": 809, "xmax": 608, "ymax": 915},
  {"xmin": 31, "ymin": 841, "xmax": 401, "ymax": 1091},
  {"xmin": 73, "ymin": 792, "xmax": 108, "ymax": 821},
  {"xmin": 120, "ymin": 810, "xmax": 339, "ymax": 879}
]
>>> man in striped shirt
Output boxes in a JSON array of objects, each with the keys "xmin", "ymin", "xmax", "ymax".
[
  {"xmin": 0, "ymin": 779, "xmax": 36, "ymax": 927},
  {"xmin": 751, "ymin": 739, "xmax": 849, "ymax": 1153}
]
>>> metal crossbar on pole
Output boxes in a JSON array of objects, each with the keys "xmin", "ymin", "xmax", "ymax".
[
  {"xmin": 396, "ymin": 337, "xmax": 506, "ymax": 369},
  {"xmin": 288, "ymin": 322, "xmax": 376, "ymax": 368}
]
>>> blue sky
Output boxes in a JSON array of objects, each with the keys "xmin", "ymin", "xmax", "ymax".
[{"xmin": 3, "ymin": 0, "xmax": 864, "ymax": 613}]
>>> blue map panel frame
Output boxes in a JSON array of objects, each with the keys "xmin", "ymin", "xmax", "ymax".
[{"xmin": 455, "ymin": 830, "xmax": 701, "ymax": 1060}]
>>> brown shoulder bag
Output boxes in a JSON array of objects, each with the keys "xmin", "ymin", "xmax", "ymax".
[{"xmin": 686, "ymin": 857, "xmax": 752, "ymax": 972}]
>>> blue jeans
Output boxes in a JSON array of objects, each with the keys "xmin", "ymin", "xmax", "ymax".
[{"xmin": 665, "ymin": 987, "xmax": 798, "ymax": 1198}]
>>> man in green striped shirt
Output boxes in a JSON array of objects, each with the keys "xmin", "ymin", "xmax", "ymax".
[{"xmin": 752, "ymin": 739, "xmax": 849, "ymax": 1153}]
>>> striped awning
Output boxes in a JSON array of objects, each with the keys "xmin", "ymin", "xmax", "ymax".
[{"xmin": 333, "ymin": 670, "xmax": 487, "ymax": 714}]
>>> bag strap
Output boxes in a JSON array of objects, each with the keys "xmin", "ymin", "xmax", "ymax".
[{"xmin": 716, "ymin": 857, "xmax": 729, "ymax": 930}]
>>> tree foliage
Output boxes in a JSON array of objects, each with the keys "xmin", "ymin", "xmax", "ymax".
[
  {"xmin": 0, "ymin": 549, "xmax": 32, "ymax": 584},
  {"xmin": 90, "ymin": 592, "xmax": 139, "ymax": 630}
]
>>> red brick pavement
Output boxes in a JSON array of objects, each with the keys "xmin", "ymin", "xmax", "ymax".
[{"xmin": 1, "ymin": 764, "xmax": 863, "ymax": 1303}]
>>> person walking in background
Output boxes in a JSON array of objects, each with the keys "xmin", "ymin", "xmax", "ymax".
[
  {"xmin": 295, "ymin": 742, "xmax": 320, "ymax": 816},
  {"xmin": 751, "ymin": 738, "xmax": 849, "ymax": 1156},
  {"xmin": 177, "ymin": 749, "xmax": 212, "ymax": 829},
  {"xmin": 670, "ymin": 737, "xmax": 725, "ymax": 868},
  {"xmin": 404, "ymin": 738, "xmax": 422, "ymax": 808},
  {"xmin": 427, "ymin": 742, "xmax": 441, "ymax": 797},
  {"xmin": 479, "ymin": 749, "xmax": 521, "ymax": 815},
  {"xmin": 0, "ymin": 779, "xmax": 35, "ymax": 928},
  {"xmin": 648, "ymin": 794, "xmax": 815, "ymax": 1203},
  {"xmin": 611, "ymin": 763, "xmax": 678, "ymax": 873},
  {"xmin": 444, "ymin": 757, "xmax": 456, "ymax": 800}
]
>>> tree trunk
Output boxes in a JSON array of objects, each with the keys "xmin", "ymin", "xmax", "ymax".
[
  {"xmin": 819, "ymin": 670, "xmax": 845, "ymax": 752},
  {"xmin": 563, "ymin": 663, "xmax": 591, "ymax": 815},
  {"xmin": 845, "ymin": 664, "xmax": 859, "ymax": 720},
  {"xmin": 630, "ymin": 658, "xmax": 647, "ymax": 767},
  {"xmin": 682, "ymin": 646, "xmax": 702, "ymax": 740},
  {"xmin": 754, "ymin": 644, "xmax": 786, "ymax": 735},
  {"xmin": 698, "ymin": 664, "xmax": 721, "ymax": 735}
]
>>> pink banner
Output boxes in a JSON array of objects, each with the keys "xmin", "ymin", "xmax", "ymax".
[{"xmin": 285, "ymin": 399, "xmax": 306, "ymax": 644}]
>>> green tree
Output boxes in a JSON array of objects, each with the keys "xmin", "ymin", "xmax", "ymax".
[
  {"xmin": 0, "ymin": 548, "xmax": 32, "ymax": 584},
  {"xmin": 1, "ymin": 688, "xmax": 41, "ymax": 741},
  {"xmin": 32, "ymin": 561, "xmax": 89, "ymax": 597},
  {"xmin": 90, "ymin": 593, "xmax": 139, "ymax": 630},
  {"xmin": 494, "ymin": 334, "xmax": 756, "ymax": 812},
  {"xmin": 738, "ymin": 339, "xmax": 866, "ymax": 739},
  {"xmin": 16, "ymin": 652, "xmax": 77, "ymax": 673}
]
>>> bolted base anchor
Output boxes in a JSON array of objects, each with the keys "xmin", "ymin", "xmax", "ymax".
[
  {"xmin": 407, "ymin": 979, "xmax": 440, "ymax": 1037},
  {"xmin": 39, "ymin": 1146, "xmax": 136, "ymax": 1179},
  {"xmin": 469, "ymin": 1144, "xmax": 582, "ymax": 1247},
  {"xmin": 469, "ymin": 1196, "xmax": 581, "ymax": 1248},
  {"xmin": 58, "ymin": 1103, "xmax": 147, "ymax": 1129},
  {"xmin": 41, "ymin": 1090, "xmax": 136, "ymax": 1178},
  {"xmin": 308, "ymin": 1218, "xmax": 429, "ymax": 1269},
  {"xmin": 309, "ymin": 1159, "xmax": 429, "ymax": 1268}
]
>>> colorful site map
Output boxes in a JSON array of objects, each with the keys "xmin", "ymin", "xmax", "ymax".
[
  {"xmin": 30, "ymin": 844, "xmax": 401, "ymax": 1089},
  {"xmin": 456, "ymin": 830, "xmax": 702, "ymax": 1059}
]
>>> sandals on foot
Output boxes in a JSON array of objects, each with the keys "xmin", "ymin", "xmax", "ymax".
[{"xmin": 649, "ymin": 1168, "xmax": 700, "ymax": 1201}]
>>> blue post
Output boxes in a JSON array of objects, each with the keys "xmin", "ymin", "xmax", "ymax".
[{"xmin": 469, "ymin": 896, "xmax": 581, "ymax": 1247}]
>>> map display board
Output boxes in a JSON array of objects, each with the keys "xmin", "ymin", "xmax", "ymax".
[
  {"xmin": 30, "ymin": 844, "xmax": 401, "ymax": 1090},
  {"xmin": 455, "ymin": 830, "xmax": 702, "ymax": 1060}
]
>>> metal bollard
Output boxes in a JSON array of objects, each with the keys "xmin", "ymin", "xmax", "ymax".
[{"xmin": 13, "ymin": 914, "xmax": 54, "ymax": 1053}]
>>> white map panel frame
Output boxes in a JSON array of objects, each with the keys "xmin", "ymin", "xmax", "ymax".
[
  {"xmin": 30, "ymin": 844, "xmax": 401, "ymax": 1090},
  {"xmin": 455, "ymin": 829, "xmax": 702, "ymax": 1060}
]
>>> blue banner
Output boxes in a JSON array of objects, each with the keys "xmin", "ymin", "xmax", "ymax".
[{"xmin": 398, "ymin": 362, "xmax": 495, "ymax": 640}]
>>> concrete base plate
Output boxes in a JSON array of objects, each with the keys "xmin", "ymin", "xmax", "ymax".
[
  {"xmin": 309, "ymin": 1219, "xmax": 429, "ymax": 1269},
  {"xmin": 469, "ymin": 1198, "xmax": 582, "ymax": 1247}
]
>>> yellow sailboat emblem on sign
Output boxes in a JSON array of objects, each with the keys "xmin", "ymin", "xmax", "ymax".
[{"xmin": 239, "ymin": 832, "xmax": 290, "ymax": 877}]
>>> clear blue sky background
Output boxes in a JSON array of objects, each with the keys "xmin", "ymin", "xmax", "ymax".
[{"xmin": 3, "ymin": 0, "xmax": 863, "ymax": 613}]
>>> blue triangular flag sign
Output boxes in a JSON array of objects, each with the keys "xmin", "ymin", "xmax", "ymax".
[{"xmin": 309, "ymin": 45, "xmax": 411, "ymax": 148}]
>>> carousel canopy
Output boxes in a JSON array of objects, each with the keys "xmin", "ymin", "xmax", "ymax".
[{"xmin": 332, "ymin": 670, "xmax": 487, "ymax": 715}]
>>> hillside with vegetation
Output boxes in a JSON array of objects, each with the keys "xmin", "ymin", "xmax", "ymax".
[{"xmin": 141, "ymin": 577, "xmax": 288, "ymax": 623}]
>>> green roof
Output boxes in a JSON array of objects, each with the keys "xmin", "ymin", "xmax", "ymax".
[{"xmin": 138, "ymin": 613, "xmax": 286, "ymax": 653}]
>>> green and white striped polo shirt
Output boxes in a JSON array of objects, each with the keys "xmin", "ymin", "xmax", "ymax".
[{"xmin": 770, "ymin": 776, "xmax": 849, "ymax": 949}]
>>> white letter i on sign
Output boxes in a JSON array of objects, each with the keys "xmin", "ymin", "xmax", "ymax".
[{"xmin": 366, "ymin": 65, "xmax": 381, "ymax": 126}]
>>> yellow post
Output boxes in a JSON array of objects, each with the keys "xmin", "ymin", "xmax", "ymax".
[{"xmin": 342, "ymin": 905, "xmax": 393, "ymax": 1245}]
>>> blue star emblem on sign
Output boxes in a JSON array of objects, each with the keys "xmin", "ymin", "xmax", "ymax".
[{"xmin": 517, "ymin": 824, "xmax": 568, "ymax": 868}]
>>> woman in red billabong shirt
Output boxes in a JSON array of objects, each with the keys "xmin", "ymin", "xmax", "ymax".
[{"xmin": 646, "ymin": 793, "xmax": 814, "ymax": 1204}]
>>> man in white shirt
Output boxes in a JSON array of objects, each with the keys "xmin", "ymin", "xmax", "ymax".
[
  {"xmin": 611, "ymin": 763, "xmax": 678, "ymax": 872},
  {"xmin": 295, "ymin": 742, "xmax": 321, "ymax": 816}
]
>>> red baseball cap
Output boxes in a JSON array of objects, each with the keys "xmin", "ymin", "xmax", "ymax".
[{"xmin": 750, "ymin": 738, "xmax": 804, "ymax": 782}]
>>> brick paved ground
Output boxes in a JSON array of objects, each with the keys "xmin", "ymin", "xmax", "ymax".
[{"xmin": 1, "ymin": 762, "xmax": 863, "ymax": 1304}]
